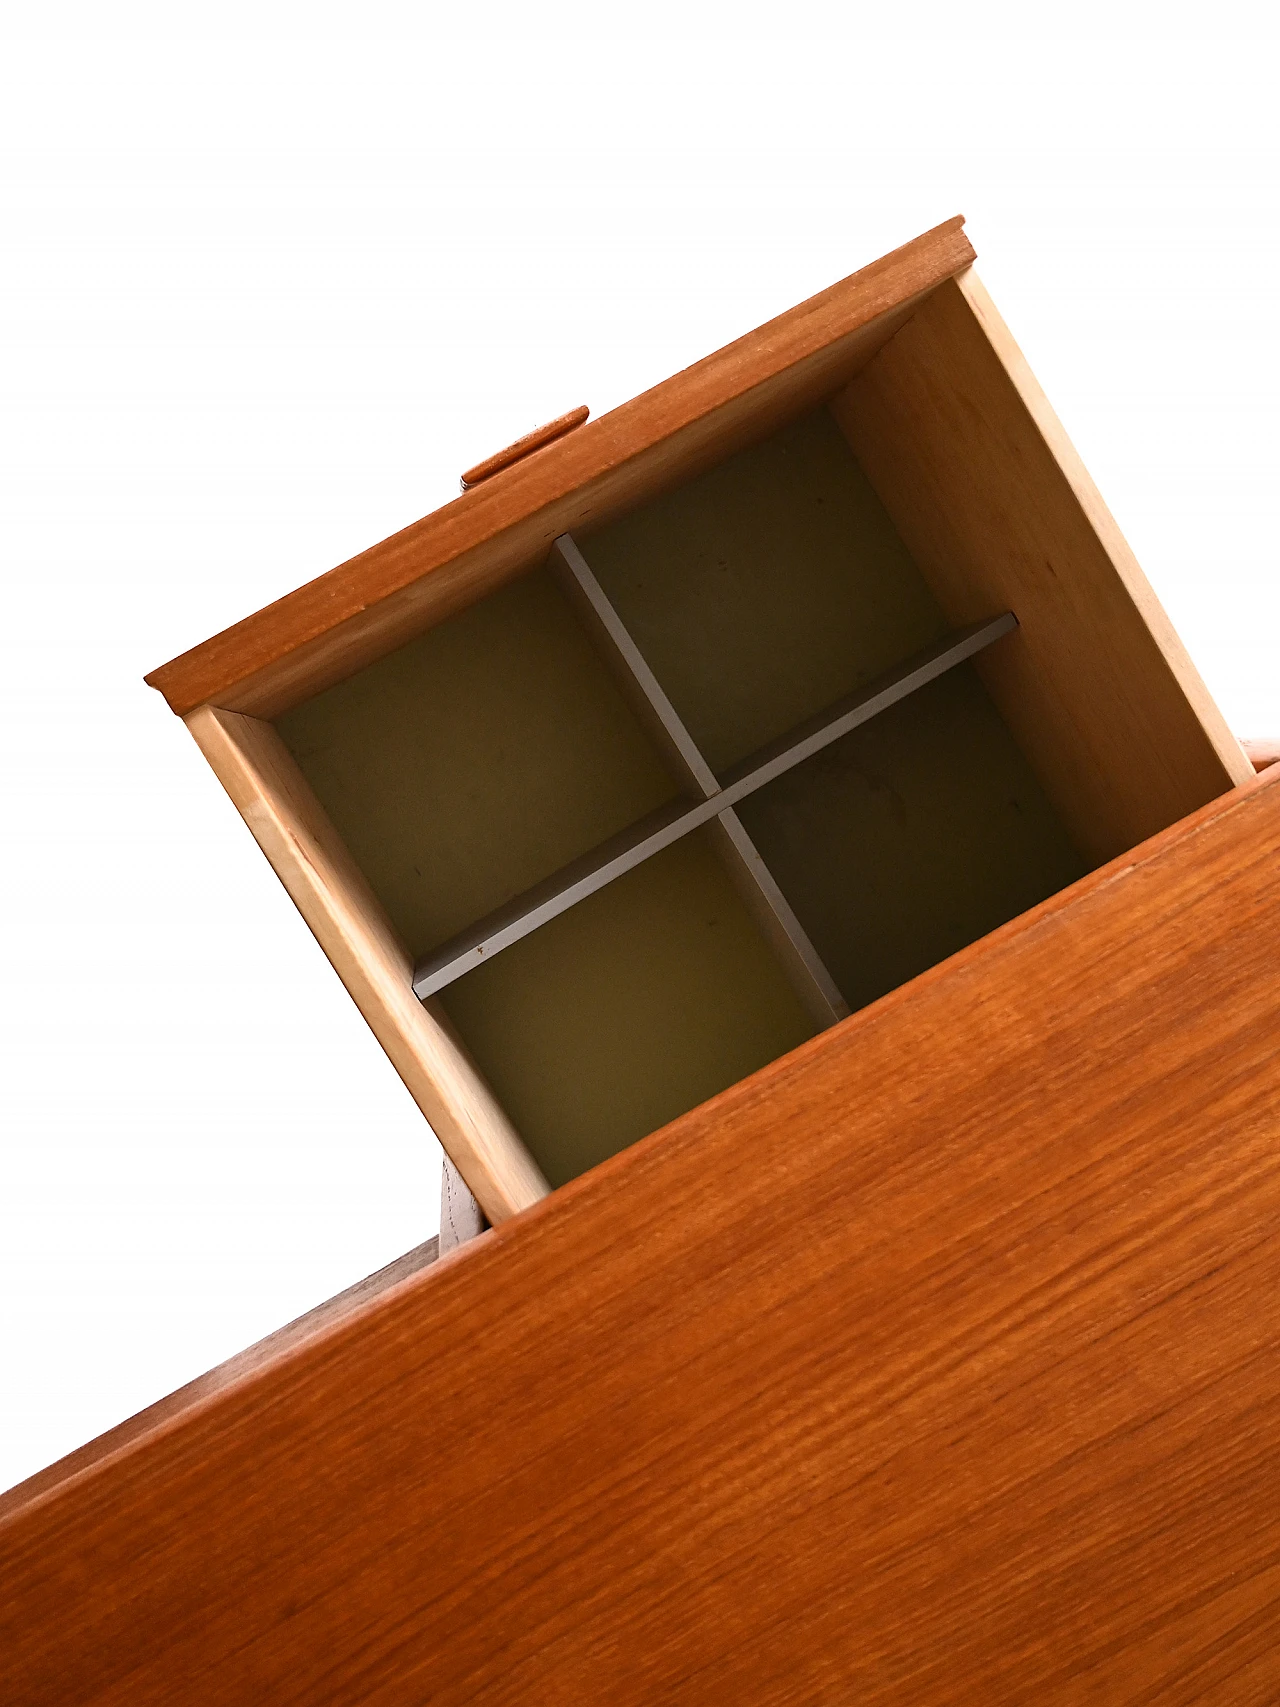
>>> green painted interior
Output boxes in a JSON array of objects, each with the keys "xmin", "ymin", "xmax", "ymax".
[
  {"xmin": 579, "ymin": 406, "xmax": 949, "ymax": 772},
  {"xmin": 735, "ymin": 664, "xmax": 1087, "ymax": 1013},
  {"xmin": 441, "ymin": 831, "xmax": 814, "ymax": 1187},
  {"xmin": 276, "ymin": 569, "xmax": 677, "ymax": 960},
  {"xmin": 275, "ymin": 402, "xmax": 1086, "ymax": 1188}
]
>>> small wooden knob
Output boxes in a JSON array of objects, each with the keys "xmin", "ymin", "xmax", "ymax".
[{"xmin": 460, "ymin": 406, "xmax": 590, "ymax": 491}]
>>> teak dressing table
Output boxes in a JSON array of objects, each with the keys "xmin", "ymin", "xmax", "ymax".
[{"xmin": 5, "ymin": 216, "xmax": 1280, "ymax": 1706}]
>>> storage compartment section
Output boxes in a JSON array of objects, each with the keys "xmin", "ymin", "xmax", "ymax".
[
  {"xmin": 166, "ymin": 233, "xmax": 1251, "ymax": 1224},
  {"xmin": 441, "ymin": 831, "xmax": 813, "ymax": 1187},
  {"xmin": 578, "ymin": 408, "xmax": 949, "ymax": 771},
  {"xmin": 275, "ymin": 569, "xmax": 677, "ymax": 961},
  {"xmin": 734, "ymin": 665, "xmax": 1086, "ymax": 1013},
  {"xmin": 275, "ymin": 394, "xmax": 1090, "ymax": 1191}
]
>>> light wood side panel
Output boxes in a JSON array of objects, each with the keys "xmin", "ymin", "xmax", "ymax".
[
  {"xmin": 831, "ymin": 268, "xmax": 1253, "ymax": 863},
  {"xmin": 144, "ymin": 218, "xmax": 975, "ymax": 720},
  {"xmin": 3, "ymin": 766, "xmax": 1280, "ymax": 1704},
  {"xmin": 185, "ymin": 704, "xmax": 549, "ymax": 1223}
]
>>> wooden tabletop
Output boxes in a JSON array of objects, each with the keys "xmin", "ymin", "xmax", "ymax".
[{"xmin": 4, "ymin": 762, "xmax": 1280, "ymax": 1704}]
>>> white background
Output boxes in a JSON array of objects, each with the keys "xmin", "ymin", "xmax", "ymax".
[{"xmin": 1, "ymin": 6, "xmax": 1276, "ymax": 1495}]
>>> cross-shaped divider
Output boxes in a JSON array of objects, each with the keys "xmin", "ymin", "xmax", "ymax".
[
  {"xmin": 548, "ymin": 535, "xmax": 849, "ymax": 1029},
  {"xmin": 411, "ymin": 532, "xmax": 1017, "ymax": 1019}
]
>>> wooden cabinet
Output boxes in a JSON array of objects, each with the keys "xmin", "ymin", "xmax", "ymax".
[
  {"xmin": 6, "ymin": 217, "xmax": 1276, "ymax": 1707},
  {"xmin": 146, "ymin": 216, "xmax": 1252, "ymax": 1217}
]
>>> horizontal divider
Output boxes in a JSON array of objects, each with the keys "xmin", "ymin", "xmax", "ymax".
[
  {"xmin": 716, "ymin": 611, "xmax": 1019, "ymax": 794},
  {"xmin": 413, "ymin": 797, "xmax": 718, "ymax": 998},
  {"xmin": 413, "ymin": 609, "xmax": 1018, "ymax": 1001}
]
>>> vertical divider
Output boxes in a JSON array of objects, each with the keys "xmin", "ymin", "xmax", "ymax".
[
  {"xmin": 550, "ymin": 535, "xmax": 849, "ymax": 1029},
  {"xmin": 708, "ymin": 808, "xmax": 850, "ymax": 1025},
  {"xmin": 548, "ymin": 536, "xmax": 720, "ymax": 796}
]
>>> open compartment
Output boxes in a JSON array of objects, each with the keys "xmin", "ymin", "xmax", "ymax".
[
  {"xmin": 576, "ymin": 407, "xmax": 950, "ymax": 771},
  {"xmin": 274, "ymin": 567, "xmax": 679, "ymax": 962},
  {"xmin": 154, "ymin": 219, "xmax": 1251, "ymax": 1220},
  {"xmin": 439, "ymin": 829, "xmax": 813, "ymax": 1188},
  {"xmin": 274, "ymin": 394, "xmax": 1084, "ymax": 1191},
  {"xmin": 733, "ymin": 663, "xmax": 1085, "ymax": 1013}
]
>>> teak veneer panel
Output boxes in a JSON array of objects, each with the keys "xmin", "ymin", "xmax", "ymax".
[
  {"xmin": 832, "ymin": 269, "xmax": 1253, "ymax": 861},
  {"xmin": 185, "ymin": 704, "xmax": 549, "ymax": 1222},
  {"xmin": 5, "ymin": 767, "xmax": 1280, "ymax": 1704},
  {"xmin": 144, "ymin": 217, "xmax": 975, "ymax": 720}
]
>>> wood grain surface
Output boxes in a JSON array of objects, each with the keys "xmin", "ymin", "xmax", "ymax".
[
  {"xmin": 185, "ymin": 704, "xmax": 549, "ymax": 1222},
  {"xmin": 832, "ymin": 270, "xmax": 1253, "ymax": 863},
  {"xmin": 460, "ymin": 405, "xmax": 590, "ymax": 488},
  {"xmin": 4, "ymin": 766, "xmax": 1280, "ymax": 1704},
  {"xmin": 1244, "ymin": 736, "xmax": 1280, "ymax": 771},
  {"xmin": 143, "ymin": 217, "xmax": 974, "ymax": 719}
]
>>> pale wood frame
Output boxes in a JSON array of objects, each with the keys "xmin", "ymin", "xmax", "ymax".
[
  {"xmin": 831, "ymin": 268, "xmax": 1252, "ymax": 860},
  {"xmin": 186, "ymin": 706, "xmax": 550, "ymax": 1222}
]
